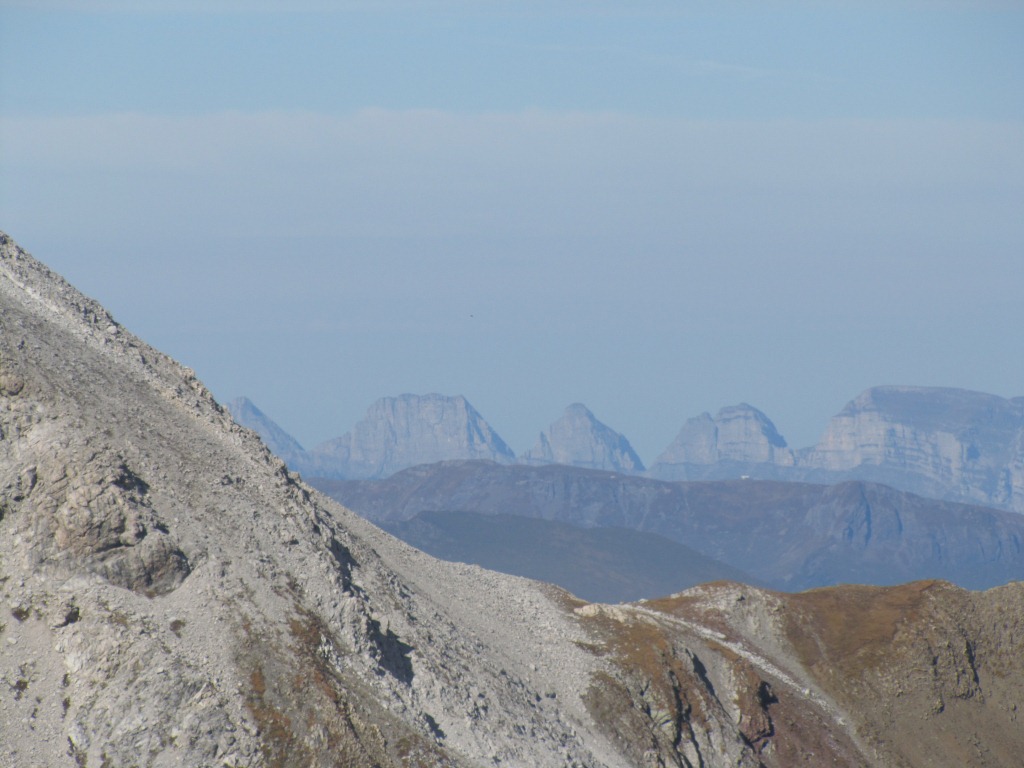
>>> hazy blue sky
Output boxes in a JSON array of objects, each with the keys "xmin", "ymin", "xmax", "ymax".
[{"xmin": 2, "ymin": 1, "xmax": 1022, "ymax": 461}]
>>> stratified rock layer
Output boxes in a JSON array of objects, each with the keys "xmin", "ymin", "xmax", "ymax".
[
  {"xmin": 520, "ymin": 403, "xmax": 645, "ymax": 473},
  {"xmin": 798, "ymin": 386, "xmax": 1024, "ymax": 511}
]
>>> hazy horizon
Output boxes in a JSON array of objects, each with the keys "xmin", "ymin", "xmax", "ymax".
[{"xmin": 2, "ymin": 2, "xmax": 1022, "ymax": 459}]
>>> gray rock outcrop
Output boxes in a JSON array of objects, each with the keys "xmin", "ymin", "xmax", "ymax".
[
  {"xmin": 649, "ymin": 403, "xmax": 795, "ymax": 480},
  {"xmin": 520, "ymin": 403, "xmax": 645, "ymax": 473}
]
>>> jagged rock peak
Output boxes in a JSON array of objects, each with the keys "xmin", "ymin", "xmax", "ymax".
[
  {"xmin": 226, "ymin": 396, "xmax": 307, "ymax": 467},
  {"xmin": 520, "ymin": 402, "xmax": 645, "ymax": 473},
  {"xmin": 309, "ymin": 393, "xmax": 515, "ymax": 479},
  {"xmin": 654, "ymin": 402, "xmax": 794, "ymax": 468}
]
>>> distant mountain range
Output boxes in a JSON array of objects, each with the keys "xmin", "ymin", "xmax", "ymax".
[
  {"xmin": 227, "ymin": 394, "xmax": 644, "ymax": 480},
  {"xmin": 649, "ymin": 390, "xmax": 1024, "ymax": 516},
  {"xmin": 229, "ymin": 386, "xmax": 1024, "ymax": 513}
]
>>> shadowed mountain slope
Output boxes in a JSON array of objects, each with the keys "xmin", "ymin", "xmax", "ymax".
[
  {"xmin": 380, "ymin": 510, "xmax": 758, "ymax": 603},
  {"xmin": 312, "ymin": 460, "xmax": 1024, "ymax": 592}
]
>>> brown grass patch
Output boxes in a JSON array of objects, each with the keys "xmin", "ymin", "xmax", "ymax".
[{"xmin": 784, "ymin": 580, "xmax": 948, "ymax": 671}]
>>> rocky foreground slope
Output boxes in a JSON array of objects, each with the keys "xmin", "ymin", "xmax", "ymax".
[{"xmin": 2, "ymin": 231, "xmax": 1023, "ymax": 767}]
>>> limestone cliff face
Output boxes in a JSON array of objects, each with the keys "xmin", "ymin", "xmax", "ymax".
[
  {"xmin": 306, "ymin": 393, "xmax": 515, "ymax": 479},
  {"xmin": 647, "ymin": 390, "xmax": 1024, "ymax": 512},
  {"xmin": 800, "ymin": 386, "xmax": 1024, "ymax": 512},
  {"xmin": 649, "ymin": 403, "xmax": 794, "ymax": 480},
  {"xmin": 1009, "ymin": 425, "xmax": 1024, "ymax": 512},
  {"xmin": 520, "ymin": 403, "xmax": 645, "ymax": 473}
]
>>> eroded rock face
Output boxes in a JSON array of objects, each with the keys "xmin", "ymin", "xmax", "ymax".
[
  {"xmin": 520, "ymin": 403, "xmax": 645, "ymax": 473},
  {"xmin": 304, "ymin": 393, "xmax": 516, "ymax": 479},
  {"xmin": 799, "ymin": 386, "xmax": 1024, "ymax": 512},
  {"xmin": 649, "ymin": 389, "xmax": 1024, "ymax": 512},
  {"xmin": 649, "ymin": 403, "xmax": 795, "ymax": 480},
  {"xmin": 0, "ymin": 364, "xmax": 188, "ymax": 597}
]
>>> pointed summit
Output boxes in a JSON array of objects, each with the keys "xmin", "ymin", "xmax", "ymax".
[
  {"xmin": 520, "ymin": 403, "xmax": 645, "ymax": 473},
  {"xmin": 307, "ymin": 393, "xmax": 515, "ymax": 479}
]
